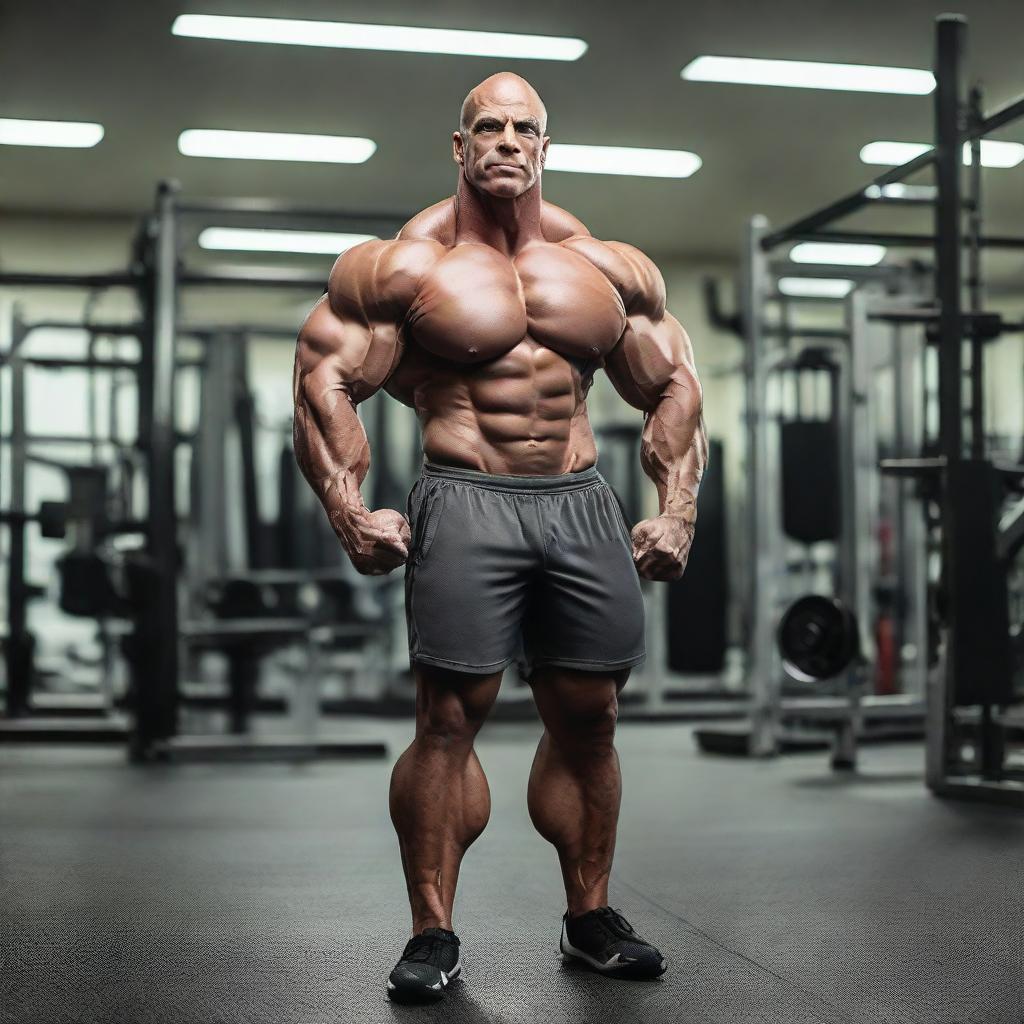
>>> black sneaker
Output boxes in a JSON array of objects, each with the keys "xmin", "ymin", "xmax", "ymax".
[
  {"xmin": 386, "ymin": 927, "xmax": 462, "ymax": 1003},
  {"xmin": 560, "ymin": 906, "xmax": 667, "ymax": 979}
]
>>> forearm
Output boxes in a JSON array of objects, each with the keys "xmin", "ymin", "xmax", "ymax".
[
  {"xmin": 639, "ymin": 376, "xmax": 707, "ymax": 524},
  {"xmin": 293, "ymin": 386, "xmax": 371, "ymax": 528}
]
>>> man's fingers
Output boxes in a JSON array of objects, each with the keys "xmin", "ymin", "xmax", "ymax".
[
  {"xmin": 377, "ymin": 533, "xmax": 408, "ymax": 556},
  {"xmin": 634, "ymin": 542, "xmax": 685, "ymax": 580}
]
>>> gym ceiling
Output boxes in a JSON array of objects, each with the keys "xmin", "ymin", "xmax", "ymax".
[{"xmin": 2, "ymin": 0, "xmax": 1023, "ymax": 262}]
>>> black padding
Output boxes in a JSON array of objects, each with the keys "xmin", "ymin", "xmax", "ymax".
[
  {"xmin": 946, "ymin": 459, "xmax": 1013, "ymax": 706},
  {"xmin": 667, "ymin": 438, "xmax": 727, "ymax": 673},
  {"xmin": 780, "ymin": 420, "xmax": 841, "ymax": 543},
  {"xmin": 56, "ymin": 551, "xmax": 124, "ymax": 617}
]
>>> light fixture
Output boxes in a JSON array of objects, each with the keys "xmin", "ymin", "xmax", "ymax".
[
  {"xmin": 172, "ymin": 14, "xmax": 587, "ymax": 61},
  {"xmin": 681, "ymin": 56, "xmax": 934, "ymax": 95},
  {"xmin": 789, "ymin": 242, "xmax": 887, "ymax": 266},
  {"xmin": 545, "ymin": 144, "xmax": 701, "ymax": 178},
  {"xmin": 0, "ymin": 118, "xmax": 104, "ymax": 148},
  {"xmin": 179, "ymin": 129, "xmax": 376, "ymax": 163},
  {"xmin": 864, "ymin": 183, "xmax": 937, "ymax": 201},
  {"xmin": 860, "ymin": 139, "xmax": 1024, "ymax": 168},
  {"xmin": 197, "ymin": 228, "xmax": 377, "ymax": 255},
  {"xmin": 777, "ymin": 277, "xmax": 855, "ymax": 298}
]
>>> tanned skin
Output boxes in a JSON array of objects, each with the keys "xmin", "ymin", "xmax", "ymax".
[{"xmin": 293, "ymin": 73, "xmax": 707, "ymax": 936}]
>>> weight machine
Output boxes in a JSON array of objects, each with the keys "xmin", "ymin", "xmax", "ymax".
[
  {"xmin": 702, "ymin": 15, "xmax": 1024, "ymax": 804},
  {"xmin": 0, "ymin": 181, "xmax": 413, "ymax": 761},
  {"xmin": 700, "ymin": 254, "xmax": 929, "ymax": 768}
]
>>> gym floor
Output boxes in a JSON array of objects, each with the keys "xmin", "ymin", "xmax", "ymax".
[{"xmin": 2, "ymin": 720, "xmax": 1021, "ymax": 1024}]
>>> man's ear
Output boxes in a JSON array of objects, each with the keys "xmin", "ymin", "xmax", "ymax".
[
  {"xmin": 540, "ymin": 136, "xmax": 550, "ymax": 164},
  {"xmin": 452, "ymin": 131, "xmax": 465, "ymax": 166}
]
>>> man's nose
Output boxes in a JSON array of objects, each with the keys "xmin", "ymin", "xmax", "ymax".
[{"xmin": 498, "ymin": 121, "xmax": 520, "ymax": 151}]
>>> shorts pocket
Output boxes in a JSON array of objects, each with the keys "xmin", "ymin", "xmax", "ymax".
[
  {"xmin": 405, "ymin": 478, "xmax": 422, "ymax": 521},
  {"xmin": 606, "ymin": 488, "xmax": 634, "ymax": 548},
  {"xmin": 413, "ymin": 483, "xmax": 448, "ymax": 564}
]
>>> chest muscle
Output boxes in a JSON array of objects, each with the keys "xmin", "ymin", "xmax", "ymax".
[{"xmin": 405, "ymin": 242, "xmax": 626, "ymax": 364}]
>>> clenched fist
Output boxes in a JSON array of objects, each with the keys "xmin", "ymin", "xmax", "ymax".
[
  {"xmin": 630, "ymin": 513, "xmax": 695, "ymax": 582},
  {"xmin": 330, "ymin": 507, "xmax": 412, "ymax": 576}
]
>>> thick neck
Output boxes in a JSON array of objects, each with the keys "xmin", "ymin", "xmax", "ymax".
[{"xmin": 453, "ymin": 167, "xmax": 544, "ymax": 255}]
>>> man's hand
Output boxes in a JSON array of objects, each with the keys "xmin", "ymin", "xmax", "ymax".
[
  {"xmin": 630, "ymin": 513, "xmax": 695, "ymax": 582},
  {"xmin": 330, "ymin": 507, "xmax": 412, "ymax": 576}
]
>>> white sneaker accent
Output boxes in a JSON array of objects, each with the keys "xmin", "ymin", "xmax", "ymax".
[
  {"xmin": 560, "ymin": 919, "xmax": 658, "ymax": 974},
  {"xmin": 387, "ymin": 958, "xmax": 461, "ymax": 995}
]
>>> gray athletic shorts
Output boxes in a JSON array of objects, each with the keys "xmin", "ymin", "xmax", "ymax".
[{"xmin": 403, "ymin": 460, "xmax": 647, "ymax": 676}]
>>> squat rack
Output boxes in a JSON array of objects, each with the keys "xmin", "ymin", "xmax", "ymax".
[
  {"xmin": 741, "ymin": 14, "xmax": 1024, "ymax": 805},
  {"xmin": 0, "ymin": 181, "xmax": 409, "ymax": 759}
]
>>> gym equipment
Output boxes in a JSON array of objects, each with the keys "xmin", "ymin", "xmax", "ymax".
[
  {"xmin": 0, "ymin": 186, "xmax": 412, "ymax": 761},
  {"xmin": 943, "ymin": 460, "xmax": 1013, "ymax": 707},
  {"xmin": 666, "ymin": 438, "xmax": 727, "ymax": 674},
  {"xmin": 777, "ymin": 595, "xmax": 860, "ymax": 683},
  {"xmin": 779, "ymin": 350, "xmax": 841, "ymax": 544},
  {"xmin": 0, "ymin": 319, "xmax": 140, "ymax": 722},
  {"xmin": 55, "ymin": 551, "xmax": 126, "ymax": 618},
  {"xmin": 704, "ymin": 15, "xmax": 1024, "ymax": 803}
]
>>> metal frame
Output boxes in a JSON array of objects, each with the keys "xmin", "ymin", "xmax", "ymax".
[
  {"xmin": 735, "ymin": 225, "xmax": 922, "ymax": 762},
  {"xmin": 131, "ymin": 184, "xmax": 408, "ymax": 760},
  {"xmin": 0, "ymin": 182, "xmax": 409, "ymax": 761},
  {"xmin": 0, "ymin": 311, "xmax": 138, "ymax": 735},
  {"xmin": 726, "ymin": 14, "xmax": 1024, "ymax": 803}
]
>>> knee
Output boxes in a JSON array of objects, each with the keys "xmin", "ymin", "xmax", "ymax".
[
  {"xmin": 549, "ymin": 691, "xmax": 620, "ymax": 755},
  {"xmin": 417, "ymin": 701, "xmax": 474, "ymax": 749},
  {"xmin": 416, "ymin": 674, "xmax": 496, "ymax": 750}
]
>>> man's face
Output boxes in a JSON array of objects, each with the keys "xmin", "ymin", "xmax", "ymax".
[{"xmin": 453, "ymin": 90, "xmax": 549, "ymax": 199}]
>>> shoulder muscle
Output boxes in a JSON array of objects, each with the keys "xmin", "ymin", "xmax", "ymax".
[
  {"xmin": 397, "ymin": 198, "xmax": 456, "ymax": 245},
  {"xmin": 328, "ymin": 237, "xmax": 445, "ymax": 322},
  {"xmin": 562, "ymin": 237, "xmax": 666, "ymax": 319},
  {"xmin": 541, "ymin": 201, "xmax": 591, "ymax": 242}
]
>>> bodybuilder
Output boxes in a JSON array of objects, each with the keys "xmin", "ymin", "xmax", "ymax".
[{"xmin": 293, "ymin": 73, "xmax": 707, "ymax": 1003}]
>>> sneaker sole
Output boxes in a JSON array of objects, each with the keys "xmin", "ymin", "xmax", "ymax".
[
  {"xmin": 560, "ymin": 922, "xmax": 667, "ymax": 980},
  {"xmin": 386, "ymin": 961, "xmax": 461, "ymax": 1003}
]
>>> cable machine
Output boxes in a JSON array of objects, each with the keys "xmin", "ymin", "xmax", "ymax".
[
  {"xmin": 703, "ymin": 15, "xmax": 1024, "ymax": 804},
  {"xmin": 0, "ymin": 182, "xmax": 411, "ymax": 761}
]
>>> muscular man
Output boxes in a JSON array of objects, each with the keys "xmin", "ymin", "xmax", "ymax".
[{"xmin": 293, "ymin": 72, "xmax": 706, "ymax": 1003}]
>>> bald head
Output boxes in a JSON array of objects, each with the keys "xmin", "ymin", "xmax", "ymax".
[
  {"xmin": 459, "ymin": 73, "xmax": 547, "ymax": 136},
  {"xmin": 453, "ymin": 72, "xmax": 550, "ymax": 200}
]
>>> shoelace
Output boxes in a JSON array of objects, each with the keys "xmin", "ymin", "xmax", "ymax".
[
  {"xmin": 594, "ymin": 906, "xmax": 636, "ymax": 935},
  {"xmin": 401, "ymin": 933, "xmax": 454, "ymax": 965}
]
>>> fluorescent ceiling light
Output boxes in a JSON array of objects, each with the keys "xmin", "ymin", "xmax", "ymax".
[
  {"xmin": 864, "ymin": 183, "xmax": 937, "ymax": 201},
  {"xmin": 860, "ymin": 139, "xmax": 1024, "ymax": 168},
  {"xmin": 179, "ymin": 129, "xmax": 376, "ymax": 163},
  {"xmin": 778, "ymin": 277, "xmax": 855, "ymax": 298},
  {"xmin": 789, "ymin": 242, "xmax": 886, "ymax": 266},
  {"xmin": 172, "ymin": 14, "xmax": 587, "ymax": 61},
  {"xmin": 198, "ymin": 228, "xmax": 377, "ymax": 255},
  {"xmin": 545, "ymin": 144, "xmax": 701, "ymax": 178},
  {"xmin": 681, "ymin": 56, "xmax": 934, "ymax": 95},
  {"xmin": 0, "ymin": 118, "xmax": 104, "ymax": 148},
  {"xmin": 859, "ymin": 141, "xmax": 931, "ymax": 165},
  {"xmin": 968, "ymin": 140, "xmax": 1024, "ymax": 167}
]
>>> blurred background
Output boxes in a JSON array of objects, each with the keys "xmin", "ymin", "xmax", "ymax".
[{"xmin": 1, "ymin": 3, "xmax": 1022, "ymax": 1022}]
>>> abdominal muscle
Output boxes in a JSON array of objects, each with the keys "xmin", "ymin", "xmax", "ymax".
[{"xmin": 413, "ymin": 337, "xmax": 599, "ymax": 476}]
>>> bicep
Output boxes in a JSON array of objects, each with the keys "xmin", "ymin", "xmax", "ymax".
[
  {"xmin": 603, "ymin": 310, "xmax": 700, "ymax": 413},
  {"xmin": 294, "ymin": 294, "xmax": 401, "ymax": 411},
  {"xmin": 293, "ymin": 233, "xmax": 445, "ymax": 407}
]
